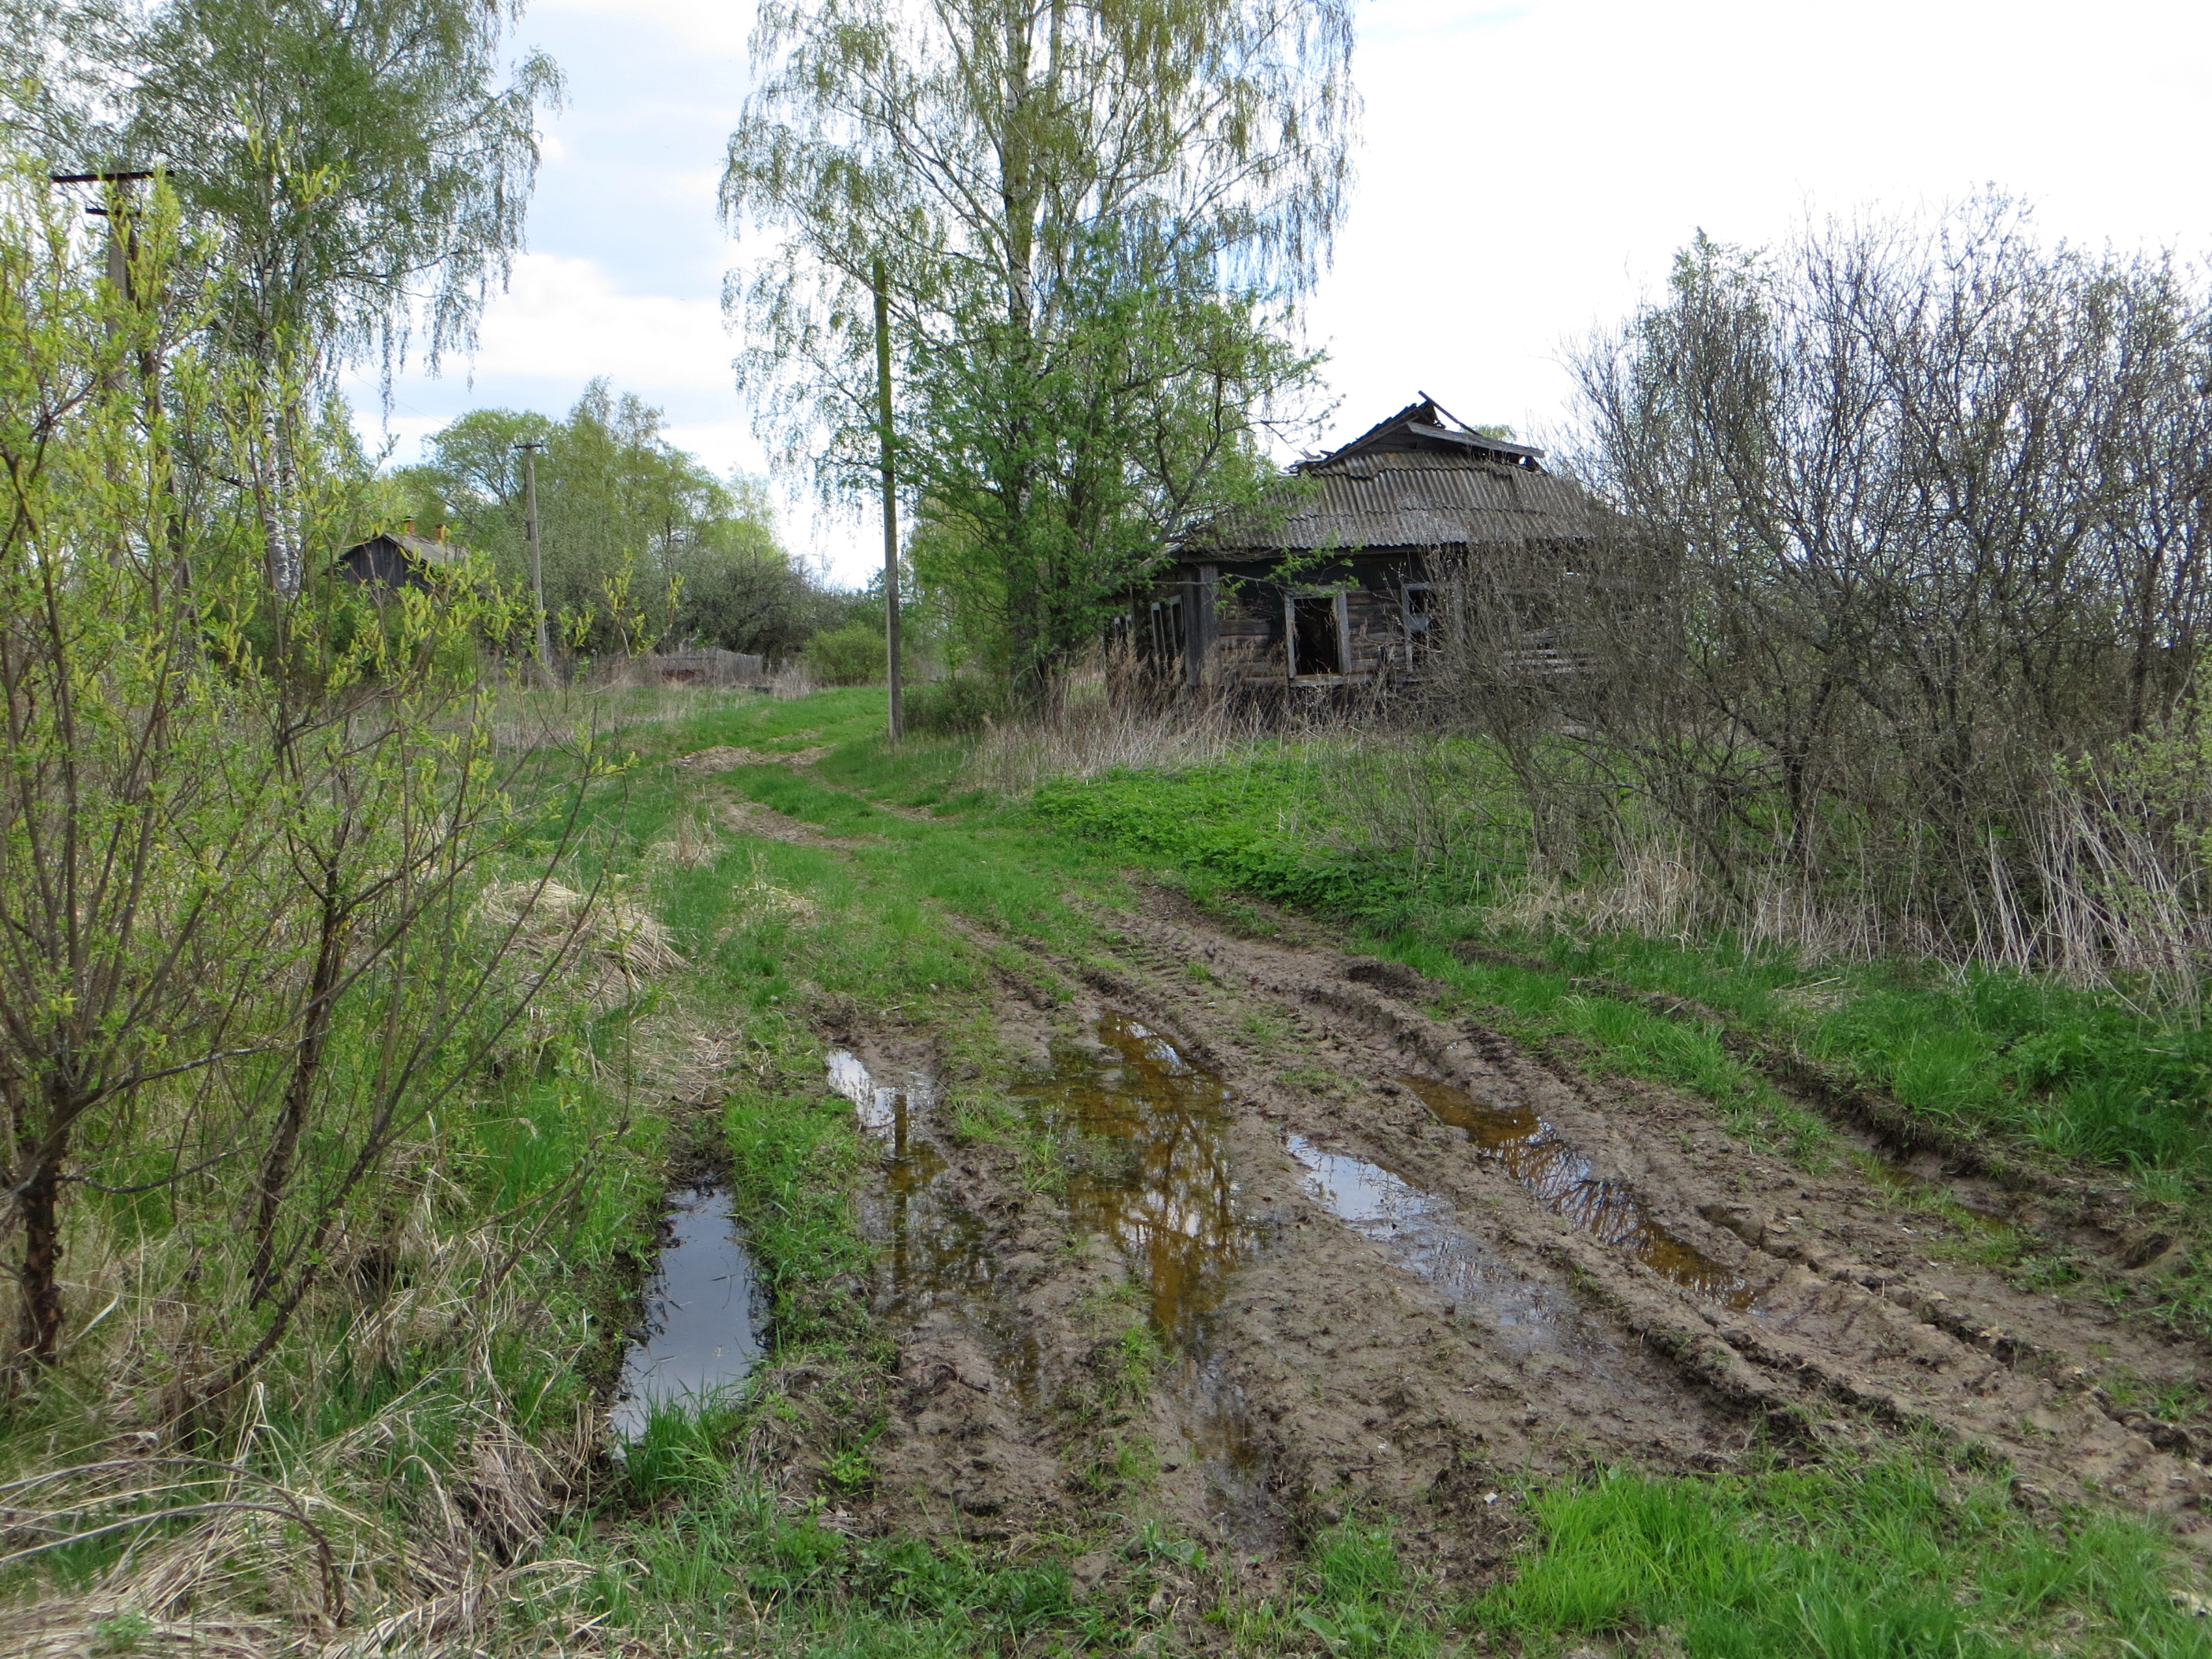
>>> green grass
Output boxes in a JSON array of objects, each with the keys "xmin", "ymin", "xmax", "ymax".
[{"xmin": 1474, "ymin": 1456, "xmax": 2209, "ymax": 1658}]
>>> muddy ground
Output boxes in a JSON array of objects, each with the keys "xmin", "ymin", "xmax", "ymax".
[{"xmin": 710, "ymin": 782, "xmax": 2212, "ymax": 1602}]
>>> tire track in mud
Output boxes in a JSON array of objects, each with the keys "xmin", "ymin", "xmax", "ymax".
[
  {"xmin": 694, "ymin": 766, "xmax": 2212, "ymax": 1570},
  {"xmin": 1049, "ymin": 895, "xmax": 2212, "ymax": 1541}
]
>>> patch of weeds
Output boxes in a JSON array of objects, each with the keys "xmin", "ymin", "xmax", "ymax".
[
  {"xmin": 1078, "ymin": 1431, "xmax": 1160, "ymax": 1496},
  {"xmin": 821, "ymin": 1442, "xmax": 877, "ymax": 1496},
  {"xmin": 1236, "ymin": 1007, "xmax": 1290, "ymax": 1055},
  {"xmin": 1931, "ymin": 1218, "xmax": 2026, "ymax": 1269},
  {"xmin": 1108, "ymin": 1320, "xmax": 1163, "ymax": 1407},
  {"xmin": 1134, "ymin": 1518, "xmax": 1209, "ymax": 1573},
  {"xmin": 1278, "ymin": 1063, "xmax": 1343, "ymax": 1097},
  {"xmin": 623, "ymin": 1395, "xmax": 747, "ymax": 1504},
  {"xmin": 2102, "ymin": 1367, "xmax": 2208, "ymax": 1426},
  {"xmin": 947, "ymin": 1089, "xmax": 1063, "ymax": 1188},
  {"xmin": 2153, "ymin": 1378, "xmax": 2208, "ymax": 1423},
  {"xmin": 89, "ymin": 1614, "xmax": 153, "ymax": 1655},
  {"xmin": 1185, "ymin": 959, "xmax": 1219, "ymax": 984},
  {"xmin": 1298, "ymin": 1516, "xmax": 1435, "ymax": 1657},
  {"xmin": 2012, "ymin": 1247, "xmax": 2084, "ymax": 1292}
]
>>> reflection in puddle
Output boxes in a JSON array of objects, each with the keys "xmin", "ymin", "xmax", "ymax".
[
  {"xmin": 1014, "ymin": 1018, "xmax": 1269, "ymax": 1535},
  {"xmin": 835, "ymin": 1024, "xmax": 1269, "ymax": 1536},
  {"xmin": 1401, "ymin": 1075, "xmax": 1755, "ymax": 1309},
  {"xmin": 612, "ymin": 1188, "xmax": 766, "ymax": 1439},
  {"xmin": 826, "ymin": 1048, "xmax": 899, "ymax": 1134},
  {"xmin": 836, "ymin": 1050, "xmax": 1045, "ymax": 1397},
  {"xmin": 1287, "ymin": 1134, "xmax": 1581, "ymax": 1352},
  {"xmin": 1015, "ymin": 1018, "xmax": 1247, "ymax": 1351}
]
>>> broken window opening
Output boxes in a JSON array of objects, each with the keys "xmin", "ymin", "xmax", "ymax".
[
  {"xmin": 1149, "ymin": 597, "xmax": 1185, "ymax": 665},
  {"xmin": 1288, "ymin": 593, "xmax": 1344, "ymax": 679},
  {"xmin": 1402, "ymin": 582, "xmax": 1437, "ymax": 649}
]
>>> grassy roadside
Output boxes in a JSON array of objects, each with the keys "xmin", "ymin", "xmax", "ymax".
[{"xmin": 518, "ymin": 688, "xmax": 2212, "ymax": 1658}]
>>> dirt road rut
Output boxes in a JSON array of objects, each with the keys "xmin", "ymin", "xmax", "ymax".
[{"xmin": 712, "ymin": 777, "xmax": 2212, "ymax": 1580}]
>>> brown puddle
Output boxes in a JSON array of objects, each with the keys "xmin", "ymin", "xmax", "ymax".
[
  {"xmin": 830, "ymin": 1024, "xmax": 1267, "ymax": 1535},
  {"xmin": 1012, "ymin": 1018, "xmax": 1273, "ymax": 1537},
  {"xmin": 1013, "ymin": 1017, "xmax": 1248, "ymax": 1350},
  {"xmin": 1401, "ymin": 1074, "xmax": 1756, "ymax": 1309}
]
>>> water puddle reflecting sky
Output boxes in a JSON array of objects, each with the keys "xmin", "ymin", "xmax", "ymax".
[
  {"xmin": 611, "ymin": 1188, "xmax": 766, "ymax": 1439},
  {"xmin": 1287, "ymin": 1133, "xmax": 1583, "ymax": 1351},
  {"xmin": 1399, "ymin": 1074, "xmax": 1755, "ymax": 1309}
]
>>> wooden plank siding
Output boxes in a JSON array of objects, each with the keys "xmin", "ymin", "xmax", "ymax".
[{"xmin": 1143, "ymin": 555, "xmax": 1434, "ymax": 691}]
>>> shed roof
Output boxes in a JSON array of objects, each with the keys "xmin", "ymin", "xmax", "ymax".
[
  {"xmin": 374, "ymin": 530, "xmax": 466, "ymax": 568},
  {"xmin": 1187, "ymin": 397, "xmax": 1610, "ymax": 558}
]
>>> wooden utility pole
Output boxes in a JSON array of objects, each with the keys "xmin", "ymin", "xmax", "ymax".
[
  {"xmin": 518, "ymin": 441, "xmax": 551, "ymax": 679},
  {"xmin": 54, "ymin": 171, "xmax": 157, "ymax": 406},
  {"xmin": 873, "ymin": 255, "xmax": 903, "ymax": 740}
]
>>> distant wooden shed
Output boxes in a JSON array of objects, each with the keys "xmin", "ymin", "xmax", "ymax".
[
  {"xmin": 1138, "ymin": 398, "xmax": 1617, "ymax": 694},
  {"xmin": 334, "ymin": 524, "xmax": 466, "ymax": 593}
]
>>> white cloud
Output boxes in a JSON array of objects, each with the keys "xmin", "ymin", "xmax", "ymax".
[
  {"xmin": 540, "ymin": 0, "xmax": 753, "ymax": 58},
  {"xmin": 471, "ymin": 252, "xmax": 735, "ymax": 390},
  {"xmin": 350, "ymin": 412, "xmax": 449, "ymax": 467},
  {"xmin": 1302, "ymin": 0, "xmax": 2212, "ymax": 445}
]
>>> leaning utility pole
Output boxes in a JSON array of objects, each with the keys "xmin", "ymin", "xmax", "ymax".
[
  {"xmin": 873, "ymin": 255, "xmax": 903, "ymax": 741},
  {"xmin": 517, "ymin": 441, "xmax": 551, "ymax": 679}
]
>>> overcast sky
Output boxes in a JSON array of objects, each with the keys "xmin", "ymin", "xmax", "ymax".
[{"xmin": 346, "ymin": 0, "xmax": 2212, "ymax": 587}]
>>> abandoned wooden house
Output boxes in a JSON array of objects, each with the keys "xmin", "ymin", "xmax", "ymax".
[
  {"xmin": 333, "ymin": 522, "xmax": 466, "ymax": 593},
  {"xmin": 1137, "ymin": 398, "xmax": 1616, "ymax": 694}
]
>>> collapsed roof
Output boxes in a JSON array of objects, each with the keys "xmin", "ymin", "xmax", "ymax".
[{"xmin": 1186, "ymin": 397, "xmax": 1610, "ymax": 558}]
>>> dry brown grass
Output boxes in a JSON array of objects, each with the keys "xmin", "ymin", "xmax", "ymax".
[
  {"xmin": 766, "ymin": 657, "xmax": 817, "ymax": 701},
  {"xmin": 643, "ymin": 808, "xmax": 724, "ymax": 871},
  {"xmin": 476, "ymin": 879, "xmax": 684, "ymax": 1009},
  {"xmin": 672, "ymin": 744, "xmax": 831, "ymax": 775},
  {"xmin": 961, "ymin": 665, "xmax": 1266, "ymax": 796},
  {"xmin": 0, "ymin": 1197, "xmax": 621, "ymax": 1659}
]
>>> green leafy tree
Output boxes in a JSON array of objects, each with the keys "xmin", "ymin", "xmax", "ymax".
[
  {"xmin": 722, "ymin": 0, "xmax": 1355, "ymax": 701},
  {"xmin": 395, "ymin": 382, "xmax": 840, "ymax": 657},
  {"xmin": 4, "ymin": 0, "xmax": 561, "ymax": 379},
  {"xmin": 2, "ymin": 0, "xmax": 561, "ymax": 591}
]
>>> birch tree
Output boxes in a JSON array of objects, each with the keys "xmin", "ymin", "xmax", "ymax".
[{"xmin": 723, "ymin": 0, "xmax": 1356, "ymax": 699}]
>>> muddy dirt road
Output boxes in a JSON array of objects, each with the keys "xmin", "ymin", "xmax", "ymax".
[{"xmin": 716, "ymin": 784, "xmax": 2212, "ymax": 1591}]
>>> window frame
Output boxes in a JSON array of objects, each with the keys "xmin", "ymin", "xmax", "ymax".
[{"xmin": 1284, "ymin": 589, "xmax": 1350, "ymax": 683}]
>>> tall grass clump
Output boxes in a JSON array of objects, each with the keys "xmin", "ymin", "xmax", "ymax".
[{"xmin": 965, "ymin": 649, "xmax": 1270, "ymax": 796}]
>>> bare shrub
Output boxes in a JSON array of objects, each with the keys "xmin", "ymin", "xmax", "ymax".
[
  {"xmin": 1410, "ymin": 200, "xmax": 2212, "ymax": 994},
  {"xmin": 767, "ymin": 654, "xmax": 819, "ymax": 700}
]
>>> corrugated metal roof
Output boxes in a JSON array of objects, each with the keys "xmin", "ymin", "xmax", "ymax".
[
  {"xmin": 1193, "ymin": 456, "xmax": 1606, "ymax": 554},
  {"xmin": 1182, "ymin": 396, "xmax": 1613, "ymax": 556}
]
